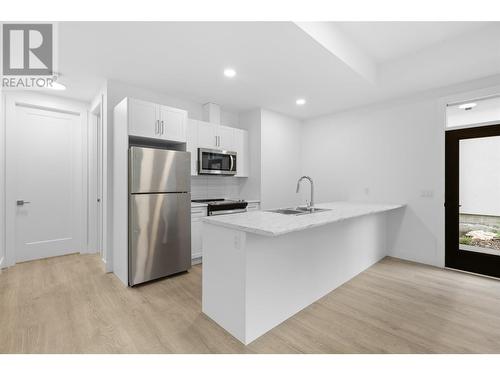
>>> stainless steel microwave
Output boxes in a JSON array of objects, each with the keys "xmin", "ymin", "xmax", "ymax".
[{"xmin": 198, "ymin": 148, "xmax": 237, "ymax": 175}]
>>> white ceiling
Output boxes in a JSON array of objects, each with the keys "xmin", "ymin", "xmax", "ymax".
[
  {"xmin": 334, "ymin": 22, "xmax": 490, "ymax": 63},
  {"xmin": 55, "ymin": 21, "xmax": 500, "ymax": 119}
]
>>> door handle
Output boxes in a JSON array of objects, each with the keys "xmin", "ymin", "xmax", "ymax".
[
  {"xmin": 230, "ymin": 155, "xmax": 234, "ymax": 172},
  {"xmin": 161, "ymin": 120, "xmax": 165, "ymax": 135},
  {"xmin": 17, "ymin": 200, "xmax": 31, "ymax": 206}
]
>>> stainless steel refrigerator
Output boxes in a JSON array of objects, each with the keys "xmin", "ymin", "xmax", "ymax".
[{"xmin": 129, "ymin": 146, "xmax": 191, "ymax": 286}]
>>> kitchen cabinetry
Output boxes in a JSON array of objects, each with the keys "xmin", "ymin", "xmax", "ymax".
[
  {"xmin": 158, "ymin": 105, "xmax": 187, "ymax": 142},
  {"xmin": 217, "ymin": 125, "xmax": 234, "ymax": 150},
  {"xmin": 128, "ymin": 98, "xmax": 187, "ymax": 142},
  {"xmin": 128, "ymin": 98, "xmax": 157, "ymax": 139},
  {"xmin": 186, "ymin": 119, "xmax": 249, "ymax": 177},
  {"xmin": 186, "ymin": 119, "xmax": 198, "ymax": 176},
  {"xmin": 191, "ymin": 205, "xmax": 207, "ymax": 260},
  {"xmin": 197, "ymin": 120, "xmax": 234, "ymax": 150},
  {"xmin": 197, "ymin": 120, "xmax": 216, "ymax": 149},
  {"xmin": 234, "ymin": 128, "xmax": 249, "ymax": 177}
]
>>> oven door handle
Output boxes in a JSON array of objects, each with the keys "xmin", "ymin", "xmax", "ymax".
[{"xmin": 209, "ymin": 208, "xmax": 247, "ymax": 216}]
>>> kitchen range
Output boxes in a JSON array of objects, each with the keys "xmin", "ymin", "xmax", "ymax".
[{"xmin": 192, "ymin": 199, "xmax": 248, "ymax": 216}]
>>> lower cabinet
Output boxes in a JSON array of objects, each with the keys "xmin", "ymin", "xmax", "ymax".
[
  {"xmin": 191, "ymin": 206, "xmax": 207, "ymax": 260},
  {"xmin": 191, "ymin": 203, "xmax": 258, "ymax": 262}
]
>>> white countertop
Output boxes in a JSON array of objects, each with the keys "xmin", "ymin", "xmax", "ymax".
[
  {"xmin": 245, "ymin": 199, "xmax": 260, "ymax": 203},
  {"xmin": 191, "ymin": 202, "xmax": 208, "ymax": 208},
  {"xmin": 202, "ymin": 201, "xmax": 404, "ymax": 236}
]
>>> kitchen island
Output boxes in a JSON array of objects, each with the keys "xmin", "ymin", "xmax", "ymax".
[{"xmin": 201, "ymin": 201, "xmax": 404, "ymax": 344}]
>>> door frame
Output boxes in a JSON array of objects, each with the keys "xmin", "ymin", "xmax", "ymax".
[
  {"xmin": 3, "ymin": 92, "xmax": 89, "ymax": 267},
  {"xmin": 445, "ymin": 123, "xmax": 500, "ymax": 278},
  {"xmin": 89, "ymin": 96, "xmax": 105, "ymax": 262}
]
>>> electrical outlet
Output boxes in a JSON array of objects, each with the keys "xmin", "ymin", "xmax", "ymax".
[
  {"xmin": 234, "ymin": 234, "xmax": 241, "ymax": 249},
  {"xmin": 420, "ymin": 190, "xmax": 434, "ymax": 198}
]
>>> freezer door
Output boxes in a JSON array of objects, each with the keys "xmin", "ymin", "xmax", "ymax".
[
  {"xmin": 129, "ymin": 192, "xmax": 191, "ymax": 286},
  {"xmin": 130, "ymin": 146, "xmax": 190, "ymax": 193}
]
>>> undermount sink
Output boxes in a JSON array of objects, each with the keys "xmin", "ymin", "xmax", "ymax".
[{"xmin": 267, "ymin": 207, "xmax": 331, "ymax": 215}]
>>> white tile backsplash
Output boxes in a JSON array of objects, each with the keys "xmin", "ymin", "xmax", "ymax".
[{"xmin": 191, "ymin": 176, "xmax": 244, "ymax": 200}]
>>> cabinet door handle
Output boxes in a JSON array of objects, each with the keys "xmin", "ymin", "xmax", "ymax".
[{"xmin": 161, "ymin": 120, "xmax": 164, "ymax": 135}]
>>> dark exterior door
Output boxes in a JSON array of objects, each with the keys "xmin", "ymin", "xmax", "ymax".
[{"xmin": 445, "ymin": 124, "xmax": 500, "ymax": 278}]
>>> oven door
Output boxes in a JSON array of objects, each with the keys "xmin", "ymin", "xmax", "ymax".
[{"xmin": 198, "ymin": 148, "xmax": 237, "ymax": 175}]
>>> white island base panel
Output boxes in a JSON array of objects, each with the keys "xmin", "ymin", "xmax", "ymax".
[{"xmin": 202, "ymin": 211, "xmax": 392, "ymax": 345}]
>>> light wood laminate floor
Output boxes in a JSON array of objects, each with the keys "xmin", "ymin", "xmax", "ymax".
[{"xmin": 1, "ymin": 254, "xmax": 500, "ymax": 353}]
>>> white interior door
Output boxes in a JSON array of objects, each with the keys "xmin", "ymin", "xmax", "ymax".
[{"xmin": 8, "ymin": 104, "xmax": 84, "ymax": 263}]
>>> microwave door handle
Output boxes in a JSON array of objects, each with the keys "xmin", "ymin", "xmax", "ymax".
[{"xmin": 230, "ymin": 154, "xmax": 234, "ymax": 172}]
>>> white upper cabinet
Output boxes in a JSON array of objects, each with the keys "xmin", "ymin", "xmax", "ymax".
[
  {"xmin": 216, "ymin": 125, "xmax": 234, "ymax": 150},
  {"xmin": 197, "ymin": 120, "xmax": 235, "ymax": 150},
  {"xmin": 197, "ymin": 120, "xmax": 217, "ymax": 149},
  {"xmin": 158, "ymin": 105, "xmax": 187, "ymax": 142},
  {"xmin": 128, "ymin": 98, "xmax": 159, "ymax": 139},
  {"xmin": 186, "ymin": 119, "xmax": 198, "ymax": 176},
  {"xmin": 234, "ymin": 128, "xmax": 249, "ymax": 177},
  {"xmin": 127, "ymin": 98, "xmax": 187, "ymax": 142},
  {"xmin": 185, "ymin": 118, "xmax": 249, "ymax": 177}
]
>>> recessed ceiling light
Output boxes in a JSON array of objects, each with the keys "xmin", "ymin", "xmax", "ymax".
[
  {"xmin": 223, "ymin": 68, "xmax": 236, "ymax": 78},
  {"xmin": 458, "ymin": 102, "xmax": 476, "ymax": 110},
  {"xmin": 49, "ymin": 82, "xmax": 66, "ymax": 90},
  {"xmin": 296, "ymin": 98, "xmax": 306, "ymax": 106}
]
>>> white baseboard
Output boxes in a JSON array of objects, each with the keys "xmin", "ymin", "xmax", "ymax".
[{"xmin": 192, "ymin": 256, "xmax": 202, "ymax": 265}]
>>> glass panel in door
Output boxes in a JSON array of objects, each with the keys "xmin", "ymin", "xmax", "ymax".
[{"xmin": 458, "ymin": 136, "xmax": 500, "ymax": 256}]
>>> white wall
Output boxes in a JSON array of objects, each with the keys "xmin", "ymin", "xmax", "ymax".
[
  {"xmin": 303, "ymin": 98, "xmax": 444, "ymax": 266},
  {"xmin": 236, "ymin": 108, "xmax": 303, "ymax": 207},
  {"xmin": 447, "ymin": 95, "xmax": 500, "ymax": 128},
  {"xmin": 260, "ymin": 110, "xmax": 303, "ymax": 210},
  {"xmin": 460, "ymin": 136, "xmax": 500, "ymax": 216},
  {"xmin": 302, "ymin": 76, "xmax": 500, "ymax": 268},
  {"xmin": 238, "ymin": 109, "xmax": 262, "ymax": 201}
]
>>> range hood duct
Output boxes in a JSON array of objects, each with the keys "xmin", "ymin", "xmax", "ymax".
[{"xmin": 202, "ymin": 102, "xmax": 221, "ymax": 125}]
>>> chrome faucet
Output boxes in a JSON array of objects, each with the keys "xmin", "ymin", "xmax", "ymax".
[{"xmin": 296, "ymin": 176, "xmax": 314, "ymax": 208}]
